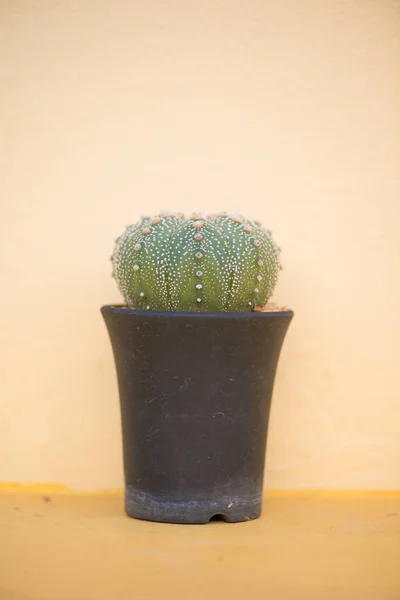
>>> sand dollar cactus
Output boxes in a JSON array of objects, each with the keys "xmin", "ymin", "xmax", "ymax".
[{"xmin": 111, "ymin": 212, "xmax": 282, "ymax": 312}]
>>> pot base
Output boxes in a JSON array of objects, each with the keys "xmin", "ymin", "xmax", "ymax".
[{"xmin": 125, "ymin": 486, "xmax": 261, "ymax": 524}]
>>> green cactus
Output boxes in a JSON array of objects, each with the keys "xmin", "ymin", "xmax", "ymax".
[{"xmin": 111, "ymin": 212, "xmax": 282, "ymax": 312}]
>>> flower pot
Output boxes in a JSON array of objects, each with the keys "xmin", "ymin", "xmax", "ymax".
[{"xmin": 101, "ymin": 306, "xmax": 293, "ymax": 524}]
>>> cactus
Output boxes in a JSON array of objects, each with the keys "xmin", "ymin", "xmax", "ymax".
[{"xmin": 111, "ymin": 212, "xmax": 282, "ymax": 312}]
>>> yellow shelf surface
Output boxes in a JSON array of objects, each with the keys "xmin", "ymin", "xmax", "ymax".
[{"xmin": 1, "ymin": 491, "xmax": 399, "ymax": 600}]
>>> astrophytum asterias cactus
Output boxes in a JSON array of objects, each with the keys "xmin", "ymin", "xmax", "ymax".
[{"xmin": 111, "ymin": 212, "xmax": 282, "ymax": 312}]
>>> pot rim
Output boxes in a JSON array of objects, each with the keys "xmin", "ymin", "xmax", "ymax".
[{"xmin": 101, "ymin": 304, "xmax": 294, "ymax": 319}]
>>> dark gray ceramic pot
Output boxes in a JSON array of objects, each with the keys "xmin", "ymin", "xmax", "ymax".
[{"xmin": 102, "ymin": 306, "xmax": 293, "ymax": 524}]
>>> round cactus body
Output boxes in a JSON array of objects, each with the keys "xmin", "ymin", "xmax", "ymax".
[{"xmin": 111, "ymin": 212, "xmax": 281, "ymax": 312}]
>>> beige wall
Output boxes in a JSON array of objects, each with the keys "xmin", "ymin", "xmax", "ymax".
[{"xmin": 1, "ymin": 0, "xmax": 399, "ymax": 491}]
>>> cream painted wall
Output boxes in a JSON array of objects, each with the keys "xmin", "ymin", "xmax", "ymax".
[{"xmin": 1, "ymin": 0, "xmax": 399, "ymax": 490}]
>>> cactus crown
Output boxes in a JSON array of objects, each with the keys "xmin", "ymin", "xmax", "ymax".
[{"xmin": 111, "ymin": 211, "xmax": 282, "ymax": 312}]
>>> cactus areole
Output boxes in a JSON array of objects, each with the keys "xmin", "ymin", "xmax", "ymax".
[
  {"xmin": 111, "ymin": 212, "xmax": 282, "ymax": 312},
  {"xmin": 102, "ymin": 211, "xmax": 293, "ymax": 524}
]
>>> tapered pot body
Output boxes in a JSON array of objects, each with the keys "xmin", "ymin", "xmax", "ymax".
[{"xmin": 102, "ymin": 306, "xmax": 293, "ymax": 523}]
